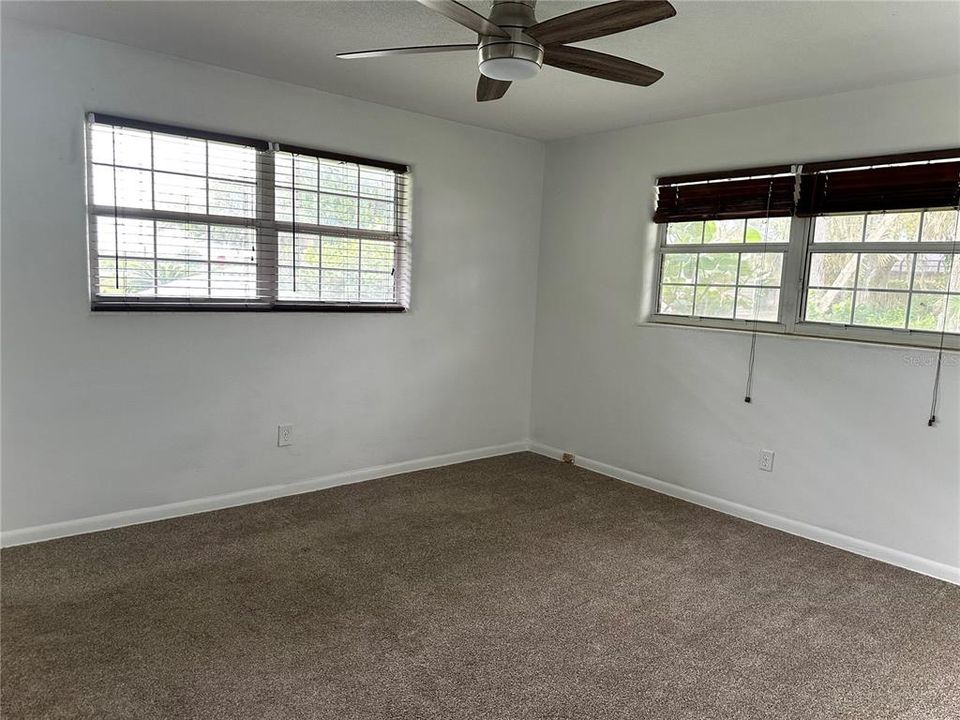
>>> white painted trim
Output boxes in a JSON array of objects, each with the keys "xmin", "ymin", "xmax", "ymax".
[
  {"xmin": 0, "ymin": 441, "xmax": 531, "ymax": 548},
  {"xmin": 528, "ymin": 442, "xmax": 960, "ymax": 586}
]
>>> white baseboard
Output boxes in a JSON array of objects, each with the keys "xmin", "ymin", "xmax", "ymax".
[
  {"xmin": 0, "ymin": 441, "xmax": 530, "ymax": 548},
  {"xmin": 528, "ymin": 442, "xmax": 960, "ymax": 586},
  {"xmin": 7, "ymin": 439, "xmax": 958, "ymax": 586}
]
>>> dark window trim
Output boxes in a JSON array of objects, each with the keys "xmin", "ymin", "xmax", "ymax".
[
  {"xmin": 88, "ymin": 112, "xmax": 269, "ymax": 150},
  {"xmin": 86, "ymin": 114, "xmax": 410, "ymax": 175},
  {"xmin": 276, "ymin": 143, "xmax": 409, "ymax": 175}
]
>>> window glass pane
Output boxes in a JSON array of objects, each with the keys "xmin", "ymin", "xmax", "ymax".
[
  {"xmin": 156, "ymin": 261, "xmax": 208, "ymax": 297},
  {"xmin": 320, "ymin": 160, "xmax": 356, "ymax": 194},
  {"xmin": 908, "ymin": 293, "xmax": 947, "ymax": 331},
  {"xmin": 320, "ymin": 194, "xmax": 358, "ymax": 228},
  {"xmin": 98, "ymin": 257, "xmax": 155, "ymax": 296},
  {"xmin": 114, "ymin": 127, "xmax": 152, "ymax": 169},
  {"xmin": 294, "ymin": 189, "xmax": 319, "ymax": 224},
  {"xmin": 360, "ymin": 272, "xmax": 395, "ymax": 302},
  {"xmin": 746, "ymin": 216, "xmax": 789, "ymax": 244},
  {"xmin": 275, "ymin": 186, "xmax": 293, "ymax": 223},
  {"xmin": 153, "ymin": 134, "xmax": 205, "ymax": 175},
  {"xmin": 211, "ymin": 262, "xmax": 257, "ymax": 298},
  {"xmin": 360, "ymin": 240, "xmax": 395, "ymax": 273},
  {"xmin": 116, "ymin": 168, "xmax": 153, "ymax": 209},
  {"xmin": 89, "ymin": 124, "xmax": 114, "ymax": 165},
  {"xmin": 735, "ymin": 287, "xmax": 780, "ymax": 321},
  {"xmin": 661, "ymin": 254, "xmax": 697, "ymax": 284},
  {"xmin": 209, "ymin": 179, "xmax": 256, "ymax": 218},
  {"xmin": 694, "ymin": 286, "xmax": 735, "ymax": 318},
  {"xmin": 814, "ymin": 215, "xmax": 863, "ymax": 243},
  {"xmin": 912, "ymin": 253, "xmax": 952, "ymax": 292},
  {"xmin": 294, "ymin": 233, "xmax": 320, "ymax": 268},
  {"xmin": 665, "ymin": 222, "xmax": 703, "ymax": 245},
  {"xmin": 359, "ymin": 198, "xmax": 395, "ymax": 232},
  {"xmin": 96, "ymin": 257, "xmax": 120, "ymax": 295},
  {"xmin": 360, "ymin": 167, "xmax": 395, "ymax": 200},
  {"xmin": 948, "ymin": 295, "xmax": 960, "ymax": 333},
  {"xmin": 293, "ymin": 155, "xmax": 318, "ymax": 189},
  {"xmin": 809, "ymin": 252, "xmax": 857, "ymax": 288},
  {"xmin": 113, "ymin": 218, "xmax": 154, "ymax": 258},
  {"xmin": 210, "ymin": 226, "xmax": 255, "ymax": 264},
  {"xmin": 864, "ymin": 212, "xmax": 920, "ymax": 243},
  {"xmin": 156, "ymin": 221, "xmax": 208, "ymax": 260},
  {"xmin": 291, "ymin": 267, "xmax": 321, "ymax": 298},
  {"xmin": 278, "ymin": 232, "xmax": 293, "ymax": 266},
  {"xmin": 122, "ymin": 258, "xmax": 158, "ymax": 296},
  {"xmin": 154, "ymin": 171, "xmax": 205, "ymax": 213},
  {"xmin": 275, "ymin": 153, "xmax": 293, "ymax": 187},
  {"xmin": 805, "ymin": 289, "xmax": 853, "ymax": 324},
  {"xmin": 856, "ymin": 253, "xmax": 913, "ymax": 290},
  {"xmin": 852, "ymin": 290, "xmax": 908, "ymax": 328},
  {"xmin": 659, "ymin": 285, "xmax": 694, "ymax": 315},
  {"xmin": 322, "ymin": 237, "xmax": 360, "ymax": 270},
  {"xmin": 704, "ymin": 219, "xmax": 744, "ymax": 244},
  {"xmin": 322, "ymin": 269, "xmax": 360, "ymax": 302},
  {"xmin": 97, "ymin": 216, "xmax": 154, "ymax": 257},
  {"xmin": 921, "ymin": 210, "xmax": 959, "ymax": 242},
  {"xmin": 208, "ymin": 141, "xmax": 257, "ymax": 183},
  {"xmin": 279, "ymin": 266, "xmax": 321, "ymax": 300},
  {"xmin": 738, "ymin": 253, "xmax": 783, "ymax": 287},
  {"xmin": 93, "ymin": 216, "xmax": 117, "ymax": 256},
  {"xmin": 696, "ymin": 253, "xmax": 738, "ymax": 285},
  {"xmin": 91, "ymin": 165, "xmax": 116, "ymax": 205}
]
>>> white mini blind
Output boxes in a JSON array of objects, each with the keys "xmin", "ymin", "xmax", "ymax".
[{"xmin": 86, "ymin": 114, "xmax": 411, "ymax": 310}]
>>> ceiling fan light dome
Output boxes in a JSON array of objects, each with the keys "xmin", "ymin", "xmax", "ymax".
[{"xmin": 480, "ymin": 56, "xmax": 540, "ymax": 81}]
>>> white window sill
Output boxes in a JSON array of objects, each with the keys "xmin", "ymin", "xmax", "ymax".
[{"xmin": 640, "ymin": 315, "xmax": 960, "ymax": 353}]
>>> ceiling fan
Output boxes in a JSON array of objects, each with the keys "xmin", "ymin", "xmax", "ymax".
[{"xmin": 338, "ymin": 0, "xmax": 675, "ymax": 102}]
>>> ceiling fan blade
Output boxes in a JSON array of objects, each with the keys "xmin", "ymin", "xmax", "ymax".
[
  {"xmin": 526, "ymin": 1, "xmax": 676, "ymax": 46},
  {"xmin": 477, "ymin": 75, "xmax": 511, "ymax": 102},
  {"xmin": 544, "ymin": 46, "xmax": 663, "ymax": 86},
  {"xmin": 416, "ymin": 0, "xmax": 510, "ymax": 38},
  {"xmin": 338, "ymin": 44, "xmax": 476, "ymax": 60}
]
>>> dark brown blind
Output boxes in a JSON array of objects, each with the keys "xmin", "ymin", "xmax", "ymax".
[
  {"xmin": 796, "ymin": 149, "xmax": 960, "ymax": 217},
  {"xmin": 654, "ymin": 166, "xmax": 794, "ymax": 223}
]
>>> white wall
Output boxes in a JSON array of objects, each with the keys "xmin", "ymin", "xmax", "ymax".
[
  {"xmin": 531, "ymin": 76, "xmax": 960, "ymax": 571},
  {"xmin": 0, "ymin": 22, "xmax": 544, "ymax": 532},
  {"xmin": 2, "ymin": 20, "xmax": 958, "ymax": 578}
]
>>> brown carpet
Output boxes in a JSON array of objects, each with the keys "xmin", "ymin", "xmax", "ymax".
[{"xmin": 1, "ymin": 452, "xmax": 957, "ymax": 719}]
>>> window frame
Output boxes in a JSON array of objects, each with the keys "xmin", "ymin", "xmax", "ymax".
[
  {"xmin": 650, "ymin": 213, "xmax": 960, "ymax": 351},
  {"xmin": 651, "ymin": 217, "xmax": 795, "ymax": 334},
  {"xmin": 84, "ymin": 113, "xmax": 411, "ymax": 313}
]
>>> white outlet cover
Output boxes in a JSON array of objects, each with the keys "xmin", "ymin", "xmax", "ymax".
[
  {"xmin": 759, "ymin": 449, "xmax": 775, "ymax": 472},
  {"xmin": 278, "ymin": 424, "xmax": 293, "ymax": 447}
]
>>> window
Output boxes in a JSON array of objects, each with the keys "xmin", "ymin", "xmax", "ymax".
[
  {"xmin": 654, "ymin": 166, "xmax": 797, "ymax": 328},
  {"xmin": 658, "ymin": 217, "xmax": 790, "ymax": 322},
  {"xmin": 86, "ymin": 114, "xmax": 410, "ymax": 310},
  {"xmin": 803, "ymin": 210, "xmax": 960, "ymax": 333},
  {"xmin": 651, "ymin": 151, "xmax": 960, "ymax": 349}
]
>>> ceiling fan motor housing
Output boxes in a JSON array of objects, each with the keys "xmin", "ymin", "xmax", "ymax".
[{"xmin": 479, "ymin": 0, "xmax": 543, "ymax": 81}]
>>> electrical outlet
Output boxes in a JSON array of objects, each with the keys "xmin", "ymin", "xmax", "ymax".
[
  {"xmin": 278, "ymin": 424, "xmax": 293, "ymax": 447},
  {"xmin": 759, "ymin": 449, "xmax": 775, "ymax": 472},
  {"xmin": 561, "ymin": 452, "xmax": 575, "ymax": 464}
]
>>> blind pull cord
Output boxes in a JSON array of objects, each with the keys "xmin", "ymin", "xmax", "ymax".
[
  {"xmin": 928, "ymin": 173, "xmax": 960, "ymax": 427},
  {"xmin": 744, "ymin": 180, "xmax": 775, "ymax": 403}
]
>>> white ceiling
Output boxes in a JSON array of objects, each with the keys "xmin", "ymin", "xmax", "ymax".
[{"xmin": 4, "ymin": 0, "xmax": 959, "ymax": 140}]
